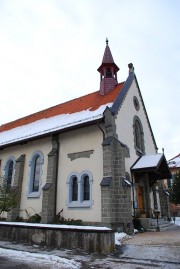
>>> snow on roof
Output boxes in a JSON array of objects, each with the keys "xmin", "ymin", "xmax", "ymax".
[
  {"xmin": 0, "ymin": 83, "xmax": 125, "ymax": 147},
  {"xmin": 132, "ymin": 153, "xmax": 163, "ymax": 170},
  {"xmin": 0, "ymin": 103, "xmax": 112, "ymax": 147},
  {"xmin": 168, "ymin": 153, "xmax": 180, "ymax": 168}
]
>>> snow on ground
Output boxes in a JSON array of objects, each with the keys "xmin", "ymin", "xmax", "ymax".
[
  {"xmin": 115, "ymin": 232, "xmax": 131, "ymax": 245},
  {"xmin": 0, "ymin": 232, "xmax": 129, "ymax": 268},
  {"xmin": 0, "ymin": 247, "xmax": 80, "ymax": 269},
  {"xmin": 0, "ymin": 221, "xmax": 179, "ymax": 268}
]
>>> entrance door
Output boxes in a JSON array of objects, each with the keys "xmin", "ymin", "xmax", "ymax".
[{"xmin": 138, "ymin": 186, "xmax": 144, "ymax": 212}]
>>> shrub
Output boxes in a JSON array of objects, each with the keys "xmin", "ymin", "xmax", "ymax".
[
  {"xmin": 27, "ymin": 213, "xmax": 41, "ymax": 223},
  {"xmin": 55, "ymin": 211, "xmax": 82, "ymax": 225}
]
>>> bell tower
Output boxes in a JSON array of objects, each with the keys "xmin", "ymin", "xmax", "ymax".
[{"xmin": 97, "ymin": 39, "xmax": 119, "ymax": 95}]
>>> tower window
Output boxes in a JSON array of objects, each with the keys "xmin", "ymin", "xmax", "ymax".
[{"xmin": 106, "ymin": 68, "xmax": 112, "ymax": 78}]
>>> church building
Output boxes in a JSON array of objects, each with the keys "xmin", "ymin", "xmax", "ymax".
[{"xmin": 0, "ymin": 40, "xmax": 171, "ymax": 233}]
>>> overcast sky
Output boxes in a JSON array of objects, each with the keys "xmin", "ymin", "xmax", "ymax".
[{"xmin": 0, "ymin": 0, "xmax": 179, "ymax": 160}]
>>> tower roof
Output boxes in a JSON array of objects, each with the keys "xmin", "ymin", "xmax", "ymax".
[
  {"xmin": 102, "ymin": 39, "xmax": 115, "ymax": 64},
  {"xmin": 97, "ymin": 39, "xmax": 119, "ymax": 72}
]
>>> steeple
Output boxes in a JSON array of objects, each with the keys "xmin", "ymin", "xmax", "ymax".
[{"xmin": 97, "ymin": 39, "xmax": 119, "ymax": 95}]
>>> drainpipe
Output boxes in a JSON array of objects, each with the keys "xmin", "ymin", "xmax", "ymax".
[
  {"xmin": 97, "ymin": 121, "xmax": 105, "ymax": 140},
  {"xmin": 131, "ymin": 171, "xmax": 136, "ymax": 217}
]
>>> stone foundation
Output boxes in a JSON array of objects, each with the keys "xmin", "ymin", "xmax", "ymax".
[{"xmin": 0, "ymin": 222, "xmax": 115, "ymax": 254}]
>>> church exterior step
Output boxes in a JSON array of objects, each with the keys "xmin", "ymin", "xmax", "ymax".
[{"xmin": 139, "ymin": 218, "xmax": 174, "ymax": 231}]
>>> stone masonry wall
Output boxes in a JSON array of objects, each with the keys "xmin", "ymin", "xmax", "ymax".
[
  {"xmin": 0, "ymin": 222, "xmax": 115, "ymax": 254},
  {"xmin": 101, "ymin": 137, "xmax": 133, "ymax": 234},
  {"xmin": 158, "ymin": 180, "xmax": 170, "ymax": 218},
  {"xmin": 41, "ymin": 135, "xmax": 59, "ymax": 223}
]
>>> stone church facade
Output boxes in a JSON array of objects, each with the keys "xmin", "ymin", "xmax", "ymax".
[{"xmin": 0, "ymin": 40, "xmax": 171, "ymax": 233}]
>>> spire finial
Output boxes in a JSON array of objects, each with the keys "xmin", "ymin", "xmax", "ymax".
[
  {"xmin": 106, "ymin": 38, "xmax": 108, "ymax": 45},
  {"xmin": 128, "ymin": 63, "xmax": 134, "ymax": 73}
]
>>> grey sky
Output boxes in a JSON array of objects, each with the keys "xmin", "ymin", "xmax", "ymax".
[{"xmin": 0, "ymin": 0, "xmax": 179, "ymax": 160}]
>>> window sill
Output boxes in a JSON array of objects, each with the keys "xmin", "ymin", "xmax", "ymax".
[
  {"xmin": 67, "ymin": 200, "xmax": 93, "ymax": 208},
  {"xmin": 27, "ymin": 192, "xmax": 41, "ymax": 198}
]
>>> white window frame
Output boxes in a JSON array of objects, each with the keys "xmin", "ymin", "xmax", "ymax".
[
  {"xmin": 67, "ymin": 171, "xmax": 93, "ymax": 208},
  {"xmin": 27, "ymin": 150, "xmax": 44, "ymax": 198}
]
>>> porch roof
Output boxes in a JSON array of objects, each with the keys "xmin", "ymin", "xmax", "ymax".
[{"xmin": 131, "ymin": 153, "xmax": 171, "ymax": 179}]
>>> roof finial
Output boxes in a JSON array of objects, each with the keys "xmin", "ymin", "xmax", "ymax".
[
  {"xmin": 106, "ymin": 38, "xmax": 108, "ymax": 45},
  {"xmin": 128, "ymin": 63, "xmax": 134, "ymax": 73}
]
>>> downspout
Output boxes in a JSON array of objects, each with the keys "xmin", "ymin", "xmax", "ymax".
[
  {"xmin": 54, "ymin": 144, "xmax": 59, "ymax": 219},
  {"xmin": 97, "ymin": 121, "xmax": 105, "ymax": 140},
  {"xmin": 131, "ymin": 171, "xmax": 136, "ymax": 217}
]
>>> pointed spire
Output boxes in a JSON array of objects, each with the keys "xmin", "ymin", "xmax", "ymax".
[
  {"xmin": 97, "ymin": 39, "xmax": 120, "ymax": 95},
  {"xmin": 102, "ymin": 39, "xmax": 115, "ymax": 65}
]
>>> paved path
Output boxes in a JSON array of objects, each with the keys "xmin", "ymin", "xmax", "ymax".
[{"xmin": 122, "ymin": 225, "xmax": 180, "ymax": 246}]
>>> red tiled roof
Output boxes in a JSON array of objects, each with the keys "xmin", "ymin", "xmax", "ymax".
[{"xmin": 0, "ymin": 83, "xmax": 124, "ymax": 133}]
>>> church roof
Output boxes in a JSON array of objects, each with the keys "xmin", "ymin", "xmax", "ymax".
[
  {"xmin": 0, "ymin": 82, "xmax": 124, "ymax": 147},
  {"xmin": 168, "ymin": 153, "xmax": 180, "ymax": 169},
  {"xmin": 131, "ymin": 153, "xmax": 171, "ymax": 179}
]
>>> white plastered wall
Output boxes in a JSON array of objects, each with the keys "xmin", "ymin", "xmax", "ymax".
[
  {"xmin": 115, "ymin": 79, "xmax": 160, "ymax": 213},
  {"xmin": 56, "ymin": 125, "xmax": 103, "ymax": 222},
  {"xmin": 0, "ymin": 137, "xmax": 51, "ymax": 219}
]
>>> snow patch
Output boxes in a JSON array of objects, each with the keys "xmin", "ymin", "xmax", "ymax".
[{"xmin": 0, "ymin": 247, "xmax": 80, "ymax": 269}]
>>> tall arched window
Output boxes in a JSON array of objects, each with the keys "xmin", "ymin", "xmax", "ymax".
[
  {"xmin": 4, "ymin": 157, "xmax": 15, "ymax": 187},
  {"xmin": 32, "ymin": 155, "xmax": 41, "ymax": 192},
  {"xmin": 72, "ymin": 176, "xmax": 78, "ymax": 201},
  {"xmin": 28, "ymin": 151, "xmax": 44, "ymax": 198},
  {"xmin": 7, "ymin": 160, "xmax": 14, "ymax": 186},
  {"xmin": 133, "ymin": 117, "xmax": 145, "ymax": 155}
]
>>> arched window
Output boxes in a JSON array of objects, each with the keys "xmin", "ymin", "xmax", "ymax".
[
  {"xmin": 32, "ymin": 155, "xmax": 41, "ymax": 192},
  {"xmin": 83, "ymin": 174, "xmax": 90, "ymax": 201},
  {"xmin": 72, "ymin": 176, "xmax": 78, "ymax": 201},
  {"xmin": 133, "ymin": 117, "xmax": 145, "ymax": 155},
  {"xmin": 67, "ymin": 171, "xmax": 93, "ymax": 208},
  {"xmin": 106, "ymin": 68, "xmax": 112, "ymax": 78},
  {"xmin": 7, "ymin": 160, "xmax": 14, "ymax": 186},
  {"xmin": 28, "ymin": 151, "xmax": 44, "ymax": 198},
  {"xmin": 4, "ymin": 157, "xmax": 15, "ymax": 187}
]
